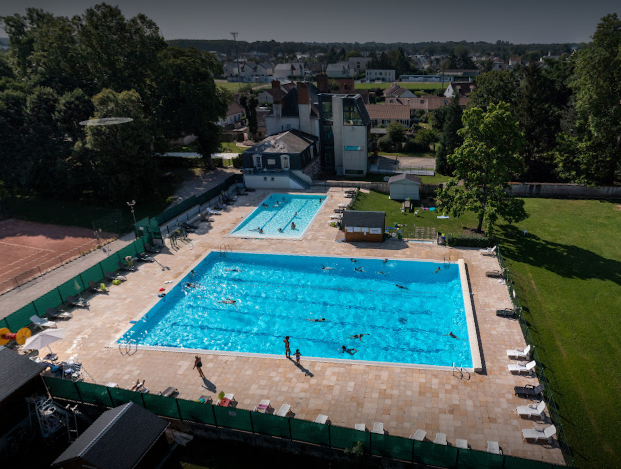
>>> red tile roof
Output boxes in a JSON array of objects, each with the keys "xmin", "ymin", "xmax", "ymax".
[{"xmin": 366, "ymin": 104, "xmax": 410, "ymax": 121}]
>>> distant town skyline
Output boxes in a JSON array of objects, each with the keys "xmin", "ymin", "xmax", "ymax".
[{"xmin": 0, "ymin": 0, "xmax": 619, "ymax": 44}]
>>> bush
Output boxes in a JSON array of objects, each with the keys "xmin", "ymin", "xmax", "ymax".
[
  {"xmin": 377, "ymin": 134, "xmax": 394, "ymax": 152},
  {"xmin": 403, "ymin": 138, "xmax": 428, "ymax": 153},
  {"xmin": 445, "ymin": 234, "xmax": 494, "ymax": 247},
  {"xmin": 212, "ymin": 158, "xmax": 224, "ymax": 168},
  {"xmin": 232, "ymin": 156, "xmax": 243, "ymax": 168}
]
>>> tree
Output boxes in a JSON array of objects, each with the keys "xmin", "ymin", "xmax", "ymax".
[
  {"xmin": 469, "ymin": 70, "xmax": 519, "ymax": 110},
  {"xmin": 55, "ymin": 88, "xmax": 95, "ymax": 144},
  {"xmin": 564, "ymin": 13, "xmax": 621, "ymax": 184},
  {"xmin": 415, "ymin": 127, "xmax": 439, "ymax": 148},
  {"xmin": 0, "ymin": 89, "xmax": 28, "ymax": 191},
  {"xmin": 387, "ymin": 121, "xmax": 406, "ymax": 143},
  {"xmin": 437, "ymin": 103, "xmax": 527, "ymax": 235},
  {"xmin": 430, "ymin": 106, "xmax": 449, "ymax": 131},
  {"xmin": 240, "ymin": 94, "xmax": 259, "ymax": 140},
  {"xmin": 435, "ymin": 94, "xmax": 463, "ymax": 174},
  {"xmin": 346, "ymin": 50, "xmax": 362, "ymax": 59}
]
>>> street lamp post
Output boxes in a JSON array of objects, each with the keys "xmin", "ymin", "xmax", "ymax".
[{"xmin": 127, "ymin": 200, "xmax": 137, "ymax": 225}]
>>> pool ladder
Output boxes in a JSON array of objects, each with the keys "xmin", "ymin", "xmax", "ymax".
[
  {"xmin": 219, "ymin": 244, "xmax": 231, "ymax": 257},
  {"xmin": 119, "ymin": 339, "xmax": 137, "ymax": 356},
  {"xmin": 453, "ymin": 362, "xmax": 470, "ymax": 380}
]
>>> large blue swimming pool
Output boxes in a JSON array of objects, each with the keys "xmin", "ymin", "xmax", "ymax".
[
  {"xmin": 229, "ymin": 193, "xmax": 326, "ymax": 238},
  {"xmin": 119, "ymin": 252, "xmax": 472, "ymax": 367}
]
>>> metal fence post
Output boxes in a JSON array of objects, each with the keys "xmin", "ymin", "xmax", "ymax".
[
  {"xmin": 74, "ymin": 381, "xmax": 83, "ymax": 403},
  {"xmin": 249, "ymin": 411, "xmax": 254, "ymax": 434},
  {"xmin": 140, "ymin": 392, "xmax": 146, "ymax": 409},
  {"xmin": 176, "ymin": 399, "xmax": 183, "ymax": 422},
  {"xmin": 288, "ymin": 417, "xmax": 292, "ymax": 441},
  {"xmin": 212, "ymin": 405, "xmax": 218, "ymax": 427},
  {"xmin": 106, "ymin": 387, "xmax": 114, "ymax": 407},
  {"xmin": 327, "ymin": 425, "xmax": 331, "ymax": 449}
]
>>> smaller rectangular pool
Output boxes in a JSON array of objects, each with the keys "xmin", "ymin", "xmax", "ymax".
[{"xmin": 229, "ymin": 193, "xmax": 326, "ymax": 239}]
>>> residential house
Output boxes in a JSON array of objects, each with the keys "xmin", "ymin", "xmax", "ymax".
[
  {"xmin": 441, "ymin": 69, "xmax": 479, "ymax": 78},
  {"xmin": 400, "ymin": 75, "xmax": 454, "ymax": 83},
  {"xmin": 444, "ymin": 81, "xmax": 476, "ymax": 98},
  {"xmin": 366, "ymin": 104, "xmax": 411, "ymax": 127},
  {"xmin": 223, "ymin": 61, "xmax": 243, "ymax": 78},
  {"xmin": 385, "ymin": 95, "xmax": 469, "ymax": 111},
  {"xmin": 273, "ymin": 63, "xmax": 310, "ymax": 80},
  {"xmin": 509, "ymin": 57, "xmax": 522, "ymax": 67},
  {"xmin": 265, "ymin": 81, "xmax": 321, "ymax": 137},
  {"xmin": 491, "ymin": 61, "xmax": 511, "ymax": 71},
  {"xmin": 348, "ymin": 57, "xmax": 372, "ymax": 74},
  {"xmin": 326, "ymin": 62, "xmax": 351, "ymax": 78},
  {"xmin": 217, "ymin": 100, "xmax": 245, "ymax": 128},
  {"xmin": 366, "ymin": 70, "xmax": 395, "ymax": 82},
  {"xmin": 383, "ymin": 83, "xmax": 416, "ymax": 99}
]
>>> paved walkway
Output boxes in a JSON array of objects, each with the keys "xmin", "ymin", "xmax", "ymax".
[{"xmin": 32, "ymin": 188, "xmax": 563, "ymax": 465}]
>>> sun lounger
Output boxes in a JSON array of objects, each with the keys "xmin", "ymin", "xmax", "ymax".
[
  {"xmin": 456, "ymin": 439, "xmax": 468, "ymax": 450},
  {"xmin": 159, "ymin": 387, "xmax": 178, "ymax": 397},
  {"xmin": 486, "ymin": 270, "xmax": 503, "ymax": 278},
  {"xmin": 334, "ymin": 208, "xmax": 345, "ymax": 213},
  {"xmin": 434, "ymin": 433, "xmax": 447, "ymax": 445},
  {"xmin": 105, "ymin": 271, "xmax": 127, "ymax": 282},
  {"xmin": 134, "ymin": 252, "xmax": 154, "ymax": 263},
  {"xmin": 479, "ymin": 246, "xmax": 497, "ymax": 256},
  {"xmin": 30, "ymin": 315, "xmax": 57, "ymax": 329},
  {"xmin": 514, "ymin": 383, "xmax": 545, "ymax": 397},
  {"xmin": 67, "ymin": 295, "xmax": 89, "ymax": 308},
  {"xmin": 216, "ymin": 393, "xmax": 235, "ymax": 407},
  {"xmin": 355, "ymin": 423, "xmax": 366, "ymax": 431},
  {"xmin": 517, "ymin": 400, "xmax": 546, "ymax": 419},
  {"xmin": 117, "ymin": 261, "xmax": 136, "ymax": 272},
  {"xmin": 206, "ymin": 209, "xmax": 222, "ymax": 215},
  {"xmin": 254, "ymin": 399, "xmax": 271, "ymax": 413},
  {"xmin": 487, "ymin": 441, "xmax": 502, "ymax": 454},
  {"xmin": 145, "ymin": 243, "xmax": 161, "ymax": 253},
  {"xmin": 276, "ymin": 404, "xmax": 291, "ymax": 417},
  {"xmin": 522, "ymin": 425, "xmax": 556, "ymax": 443},
  {"xmin": 372, "ymin": 422, "xmax": 384, "ymax": 434},
  {"xmin": 508, "ymin": 360, "xmax": 537, "ymax": 375},
  {"xmin": 507, "ymin": 344, "xmax": 532, "ymax": 360},
  {"xmin": 315, "ymin": 414, "xmax": 329, "ymax": 425},
  {"xmin": 409, "ymin": 429, "xmax": 427, "ymax": 441},
  {"xmin": 496, "ymin": 308, "xmax": 516, "ymax": 318},
  {"xmin": 46, "ymin": 308, "xmax": 72, "ymax": 320},
  {"xmin": 88, "ymin": 281, "xmax": 103, "ymax": 293}
]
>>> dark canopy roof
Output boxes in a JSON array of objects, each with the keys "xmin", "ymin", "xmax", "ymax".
[
  {"xmin": 53, "ymin": 402, "xmax": 169, "ymax": 469},
  {"xmin": 0, "ymin": 346, "xmax": 44, "ymax": 403},
  {"xmin": 342, "ymin": 211, "xmax": 386, "ymax": 228}
]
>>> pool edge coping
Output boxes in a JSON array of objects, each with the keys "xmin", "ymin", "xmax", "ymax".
[{"xmin": 459, "ymin": 259, "xmax": 483, "ymax": 373}]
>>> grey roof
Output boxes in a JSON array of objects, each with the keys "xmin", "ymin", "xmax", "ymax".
[
  {"xmin": 342, "ymin": 211, "xmax": 386, "ymax": 228},
  {"xmin": 243, "ymin": 129, "xmax": 317, "ymax": 155},
  {"xmin": 53, "ymin": 402, "xmax": 169, "ymax": 469},
  {"xmin": 0, "ymin": 346, "xmax": 44, "ymax": 403},
  {"xmin": 388, "ymin": 173, "xmax": 422, "ymax": 184}
]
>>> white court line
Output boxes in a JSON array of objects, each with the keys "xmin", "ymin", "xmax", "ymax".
[{"xmin": 0, "ymin": 240, "xmax": 54, "ymax": 252}]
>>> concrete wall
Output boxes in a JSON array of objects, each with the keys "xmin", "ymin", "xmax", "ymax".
[
  {"xmin": 508, "ymin": 183, "xmax": 621, "ymax": 199},
  {"xmin": 313, "ymin": 180, "xmax": 442, "ymax": 197},
  {"xmin": 342, "ymin": 126, "xmax": 368, "ymax": 176},
  {"xmin": 243, "ymin": 174, "xmax": 305, "ymax": 190}
]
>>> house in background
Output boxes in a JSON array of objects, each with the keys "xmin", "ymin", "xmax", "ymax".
[
  {"xmin": 315, "ymin": 74, "xmax": 370, "ymax": 104},
  {"xmin": 383, "ymin": 83, "xmax": 417, "ymax": 99},
  {"xmin": 273, "ymin": 63, "xmax": 311, "ymax": 80},
  {"xmin": 348, "ymin": 57, "xmax": 372, "ymax": 74},
  {"xmin": 241, "ymin": 129, "xmax": 319, "ymax": 189},
  {"xmin": 444, "ymin": 81, "xmax": 476, "ymax": 99},
  {"xmin": 264, "ymin": 81, "xmax": 321, "ymax": 137},
  {"xmin": 217, "ymin": 100, "xmax": 245, "ymax": 128},
  {"xmin": 386, "ymin": 95, "xmax": 469, "ymax": 111},
  {"xmin": 326, "ymin": 62, "xmax": 351, "ymax": 78},
  {"xmin": 52, "ymin": 402, "xmax": 170, "ymax": 469},
  {"xmin": 366, "ymin": 69, "xmax": 395, "ymax": 82},
  {"xmin": 366, "ymin": 104, "xmax": 411, "ymax": 127},
  {"xmin": 257, "ymin": 81, "xmax": 296, "ymax": 104},
  {"xmin": 342, "ymin": 211, "xmax": 385, "ymax": 243},
  {"xmin": 388, "ymin": 173, "xmax": 422, "ymax": 200}
]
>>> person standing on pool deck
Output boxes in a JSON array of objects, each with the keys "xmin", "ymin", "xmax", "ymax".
[
  {"xmin": 294, "ymin": 349, "xmax": 301, "ymax": 366},
  {"xmin": 284, "ymin": 336, "xmax": 291, "ymax": 358},
  {"xmin": 193, "ymin": 356, "xmax": 205, "ymax": 378}
]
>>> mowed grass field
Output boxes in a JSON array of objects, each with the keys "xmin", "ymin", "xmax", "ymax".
[
  {"xmin": 355, "ymin": 82, "xmax": 447, "ymax": 90},
  {"xmin": 495, "ymin": 199, "xmax": 621, "ymax": 468},
  {"xmin": 215, "ymin": 80, "xmax": 269, "ymax": 92}
]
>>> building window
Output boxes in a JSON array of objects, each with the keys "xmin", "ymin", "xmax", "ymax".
[{"xmin": 343, "ymin": 98, "xmax": 363, "ymax": 125}]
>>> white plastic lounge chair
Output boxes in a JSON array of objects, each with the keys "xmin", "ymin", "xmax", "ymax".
[
  {"xmin": 487, "ymin": 441, "xmax": 502, "ymax": 454},
  {"xmin": 315, "ymin": 414, "xmax": 329, "ymax": 425},
  {"xmin": 355, "ymin": 423, "xmax": 366, "ymax": 432},
  {"xmin": 409, "ymin": 429, "xmax": 427, "ymax": 441},
  {"xmin": 276, "ymin": 404, "xmax": 291, "ymax": 417},
  {"xmin": 508, "ymin": 360, "xmax": 537, "ymax": 375},
  {"xmin": 517, "ymin": 401, "xmax": 546, "ymax": 419},
  {"xmin": 372, "ymin": 422, "xmax": 384, "ymax": 434},
  {"xmin": 254, "ymin": 399, "xmax": 271, "ymax": 413},
  {"xmin": 105, "ymin": 271, "xmax": 126, "ymax": 282},
  {"xmin": 67, "ymin": 295, "xmax": 89, "ymax": 308},
  {"xmin": 30, "ymin": 315, "xmax": 57, "ymax": 329},
  {"xmin": 434, "ymin": 433, "xmax": 447, "ymax": 445},
  {"xmin": 215, "ymin": 393, "xmax": 235, "ymax": 406},
  {"xmin": 507, "ymin": 344, "xmax": 532, "ymax": 360},
  {"xmin": 46, "ymin": 308, "xmax": 72, "ymax": 320},
  {"xmin": 479, "ymin": 246, "xmax": 497, "ymax": 256},
  {"xmin": 514, "ymin": 383, "xmax": 545, "ymax": 397},
  {"xmin": 522, "ymin": 425, "xmax": 556, "ymax": 443},
  {"xmin": 456, "ymin": 439, "xmax": 468, "ymax": 450}
]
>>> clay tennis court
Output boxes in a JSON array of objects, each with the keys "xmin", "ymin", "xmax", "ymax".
[{"xmin": 0, "ymin": 219, "xmax": 112, "ymax": 293}]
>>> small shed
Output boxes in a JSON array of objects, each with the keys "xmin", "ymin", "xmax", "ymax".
[
  {"xmin": 52, "ymin": 402, "xmax": 170, "ymax": 469},
  {"xmin": 0, "ymin": 346, "xmax": 45, "ymax": 434},
  {"xmin": 388, "ymin": 173, "xmax": 422, "ymax": 201},
  {"xmin": 342, "ymin": 211, "xmax": 385, "ymax": 243}
]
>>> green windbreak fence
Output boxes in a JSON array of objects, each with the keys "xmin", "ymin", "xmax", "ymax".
[
  {"xmin": 33, "ymin": 290, "xmax": 64, "ymax": 317},
  {"xmin": 43, "ymin": 376, "xmax": 564, "ymax": 469}
]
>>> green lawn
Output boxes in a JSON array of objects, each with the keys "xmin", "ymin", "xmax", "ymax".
[
  {"xmin": 218, "ymin": 141, "xmax": 245, "ymax": 153},
  {"xmin": 495, "ymin": 199, "xmax": 621, "ymax": 468},
  {"xmin": 355, "ymin": 82, "xmax": 447, "ymax": 90},
  {"xmin": 378, "ymin": 151, "xmax": 436, "ymax": 160},
  {"xmin": 215, "ymin": 80, "xmax": 269, "ymax": 92},
  {"xmin": 350, "ymin": 190, "xmax": 478, "ymax": 238}
]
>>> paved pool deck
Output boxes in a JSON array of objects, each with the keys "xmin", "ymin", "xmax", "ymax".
[{"xmin": 36, "ymin": 187, "xmax": 563, "ymax": 465}]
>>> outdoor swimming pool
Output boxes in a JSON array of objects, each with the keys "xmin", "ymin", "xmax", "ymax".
[
  {"xmin": 120, "ymin": 253, "xmax": 472, "ymax": 367},
  {"xmin": 229, "ymin": 193, "xmax": 326, "ymax": 238}
]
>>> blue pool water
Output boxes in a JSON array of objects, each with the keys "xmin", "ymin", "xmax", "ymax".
[
  {"xmin": 229, "ymin": 193, "xmax": 326, "ymax": 238},
  {"xmin": 120, "ymin": 253, "xmax": 472, "ymax": 367}
]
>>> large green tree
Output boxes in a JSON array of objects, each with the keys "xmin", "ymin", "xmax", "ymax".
[
  {"xmin": 469, "ymin": 70, "xmax": 519, "ymax": 110},
  {"xmin": 562, "ymin": 13, "xmax": 621, "ymax": 184},
  {"xmin": 437, "ymin": 103, "xmax": 528, "ymax": 234},
  {"xmin": 435, "ymin": 93, "xmax": 463, "ymax": 175}
]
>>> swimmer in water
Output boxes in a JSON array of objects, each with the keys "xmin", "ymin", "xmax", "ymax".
[
  {"xmin": 443, "ymin": 332, "xmax": 459, "ymax": 339},
  {"xmin": 225, "ymin": 268, "xmax": 241, "ymax": 272},
  {"xmin": 291, "ymin": 222, "xmax": 296, "ymax": 230},
  {"xmin": 342, "ymin": 345, "xmax": 358, "ymax": 355},
  {"xmin": 321, "ymin": 265, "xmax": 334, "ymax": 270},
  {"xmin": 396, "ymin": 284, "xmax": 408, "ymax": 290},
  {"xmin": 348, "ymin": 334, "xmax": 369, "ymax": 342},
  {"xmin": 305, "ymin": 318, "xmax": 328, "ymax": 322},
  {"xmin": 383, "ymin": 259, "xmax": 388, "ymax": 263},
  {"xmin": 355, "ymin": 266, "xmax": 365, "ymax": 272},
  {"xmin": 219, "ymin": 298, "xmax": 236, "ymax": 305},
  {"xmin": 433, "ymin": 267, "xmax": 441, "ymax": 274},
  {"xmin": 376, "ymin": 271, "xmax": 386, "ymax": 275},
  {"xmin": 350, "ymin": 258, "xmax": 358, "ymax": 263},
  {"xmin": 259, "ymin": 228, "xmax": 264, "ymax": 234},
  {"xmin": 185, "ymin": 282, "xmax": 198, "ymax": 288},
  {"xmin": 278, "ymin": 228, "xmax": 282, "ymax": 232},
  {"xmin": 294, "ymin": 212, "xmax": 297, "ymax": 217}
]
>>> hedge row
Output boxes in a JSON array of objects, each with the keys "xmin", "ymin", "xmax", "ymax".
[{"xmin": 446, "ymin": 234, "xmax": 494, "ymax": 248}]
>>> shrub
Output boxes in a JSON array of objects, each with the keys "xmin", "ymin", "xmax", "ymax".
[
  {"xmin": 377, "ymin": 134, "xmax": 394, "ymax": 152},
  {"xmin": 445, "ymin": 234, "xmax": 494, "ymax": 247},
  {"xmin": 232, "ymin": 155, "xmax": 243, "ymax": 168},
  {"xmin": 212, "ymin": 158, "xmax": 224, "ymax": 168},
  {"xmin": 403, "ymin": 138, "xmax": 428, "ymax": 153}
]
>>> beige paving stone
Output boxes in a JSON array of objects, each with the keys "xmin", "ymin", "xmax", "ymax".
[{"xmin": 36, "ymin": 187, "xmax": 563, "ymax": 465}]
